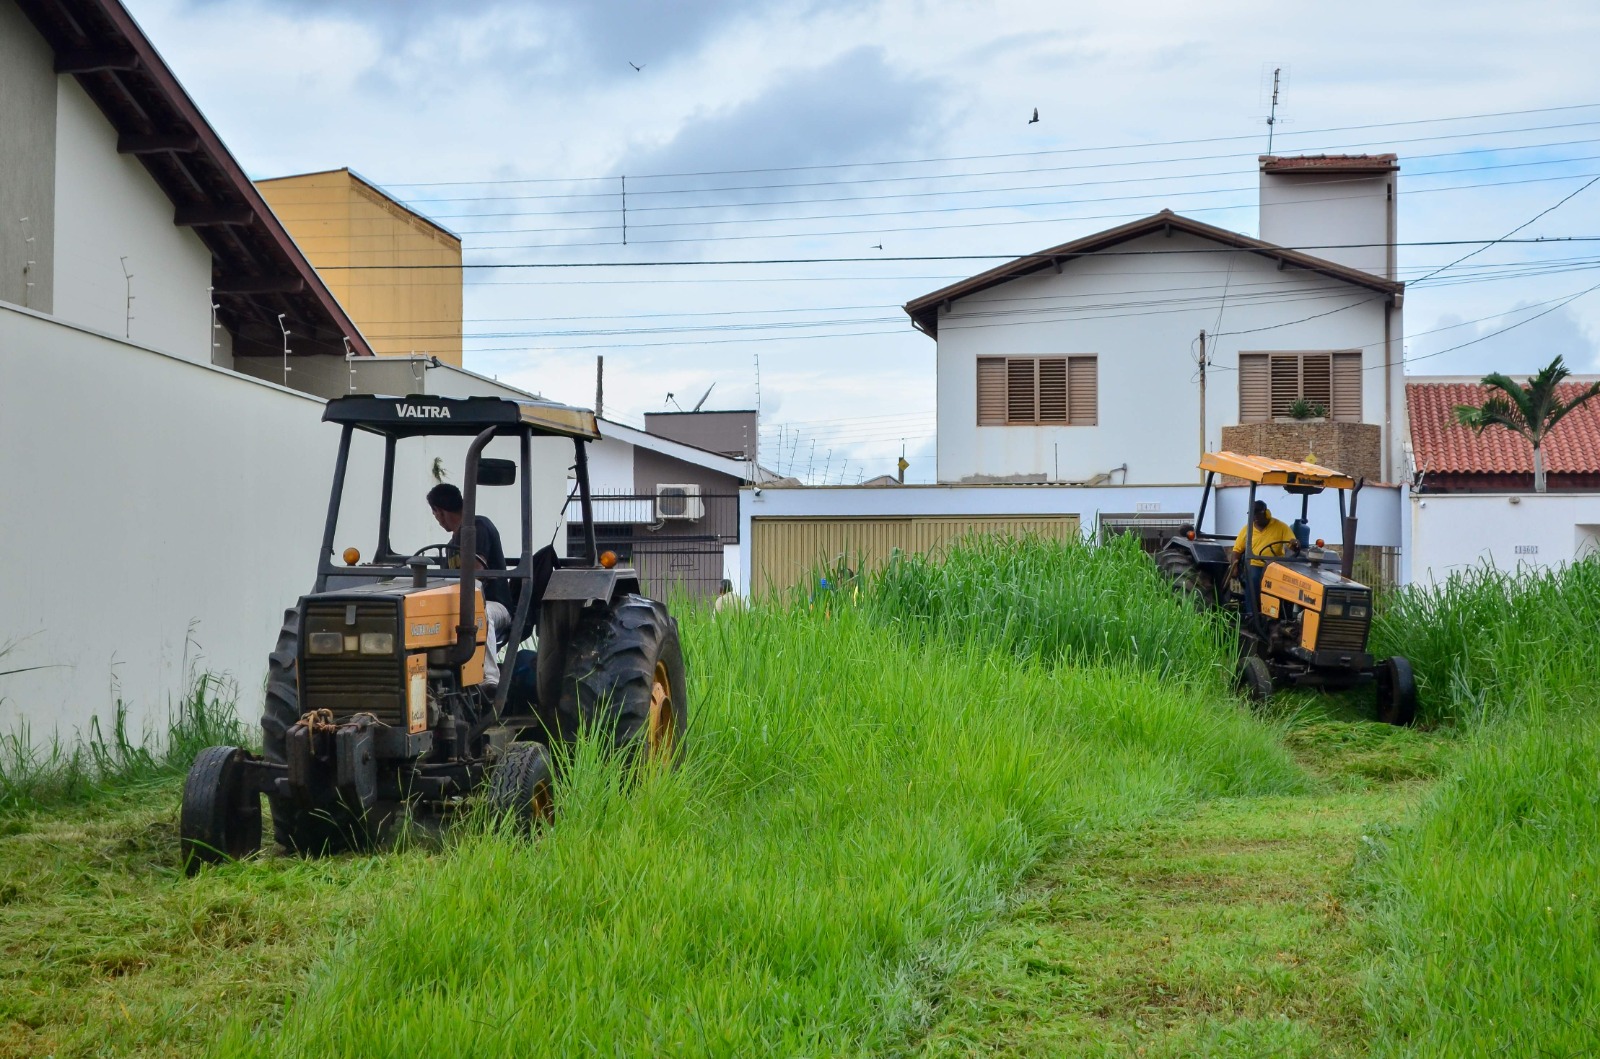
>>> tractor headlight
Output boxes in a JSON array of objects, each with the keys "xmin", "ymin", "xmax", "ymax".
[
  {"xmin": 308, "ymin": 632, "xmax": 345, "ymax": 655},
  {"xmin": 359, "ymin": 632, "xmax": 395, "ymax": 655},
  {"xmin": 1325, "ymin": 602, "xmax": 1344, "ymax": 617},
  {"xmin": 1349, "ymin": 605, "xmax": 1369, "ymax": 619}
]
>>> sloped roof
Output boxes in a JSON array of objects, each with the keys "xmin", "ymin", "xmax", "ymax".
[
  {"xmin": 1407, "ymin": 380, "xmax": 1600, "ymax": 475},
  {"xmin": 902, "ymin": 210, "xmax": 1403, "ymax": 338},
  {"xmin": 15, "ymin": 0, "xmax": 372, "ymax": 359},
  {"xmin": 1260, "ymin": 154, "xmax": 1398, "ymax": 174}
]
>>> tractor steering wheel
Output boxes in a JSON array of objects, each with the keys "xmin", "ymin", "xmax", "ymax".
[{"xmin": 404, "ymin": 543, "xmax": 457, "ymax": 568}]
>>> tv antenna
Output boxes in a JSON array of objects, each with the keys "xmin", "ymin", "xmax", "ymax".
[{"xmin": 1265, "ymin": 66, "xmax": 1285, "ymax": 154}]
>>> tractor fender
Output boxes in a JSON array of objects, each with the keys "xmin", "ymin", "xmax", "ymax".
[{"xmin": 542, "ymin": 567, "xmax": 642, "ymax": 606}]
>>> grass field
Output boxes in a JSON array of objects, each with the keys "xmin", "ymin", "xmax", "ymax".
[{"xmin": 1, "ymin": 544, "xmax": 1596, "ymax": 1057}]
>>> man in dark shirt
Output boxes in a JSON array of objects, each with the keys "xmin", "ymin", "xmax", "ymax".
[{"xmin": 427, "ymin": 483, "xmax": 510, "ymax": 688}]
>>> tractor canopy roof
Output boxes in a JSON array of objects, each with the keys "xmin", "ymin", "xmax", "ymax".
[
  {"xmin": 323, "ymin": 394, "xmax": 601, "ymax": 441},
  {"xmin": 1200, "ymin": 451, "xmax": 1355, "ymax": 490}
]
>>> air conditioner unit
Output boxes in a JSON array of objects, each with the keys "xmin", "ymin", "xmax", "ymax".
[{"xmin": 655, "ymin": 483, "xmax": 703, "ymax": 521}]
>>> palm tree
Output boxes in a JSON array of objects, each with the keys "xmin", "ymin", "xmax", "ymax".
[{"xmin": 1453, "ymin": 356, "xmax": 1600, "ymax": 493}]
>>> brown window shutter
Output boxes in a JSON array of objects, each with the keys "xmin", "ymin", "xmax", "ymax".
[
  {"xmin": 1067, "ymin": 356, "xmax": 1097, "ymax": 425},
  {"xmin": 1301, "ymin": 353, "xmax": 1332, "ymax": 413},
  {"xmin": 1007, "ymin": 358, "xmax": 1037, "ymax": 423},
  {"xmin": 1037, "ymin": 358, "xmax": 1068, "ymax": 422},
  {"xmin": 1331, "ymin": 351, "xmax": 1362, "ymax": 420},
  {"xmin": 1238, "ymin": 353, "xmax": 1269, "ymax": 422},
  {"xmin": 976, "ymin": 358, "xmax": 1006, "ymax": 425},
  {"xmin": 1269, "ymin": 354, "xmax": 1300, "ymax": 418}
]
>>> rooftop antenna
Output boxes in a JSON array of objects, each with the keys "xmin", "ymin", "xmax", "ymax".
[
  {"xmin": 343, "ymin": 336, "xmax": 357, "ymax": 392},
  {"xmin": 690, "ymin": 382, "xmax": 716, "ymax": 412},
  {"xmin": 119, "ymin": 256, "xmax": 134, "ymax": 338},
  {"xmin": 1265, "ymin": 66, "xmax": 1284, "ymax": 154},
  {"xmin": 595, "ymin": 355, "xmax": 604, "ymax": 418},
  {"xmin": 20, "ymin": 217, "xmax": 35, "ymax": 309},
  {"xmin": 277, "ymin": 313, "xmax": 292, "ymax": 386}
]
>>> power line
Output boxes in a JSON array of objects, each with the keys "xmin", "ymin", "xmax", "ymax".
[{"xmin": 1414, "ymin": 174, "xmax": 1600, "ymax": 283}]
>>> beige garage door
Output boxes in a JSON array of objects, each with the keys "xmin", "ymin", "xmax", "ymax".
[{"xmin": 750, "ymin": 515, "xmax": 1081, "ymax": 598}]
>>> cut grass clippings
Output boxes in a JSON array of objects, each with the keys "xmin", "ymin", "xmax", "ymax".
[{"xmin": 212, "ymin": 603, "xmax": 1301, "ymax": 1058}]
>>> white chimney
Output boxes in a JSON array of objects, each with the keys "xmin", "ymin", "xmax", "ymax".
[{"xmin": 1258, "ymin": 154, "xmax": 1398, "ymax": 280}]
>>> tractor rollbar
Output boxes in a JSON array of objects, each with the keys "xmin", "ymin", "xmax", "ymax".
[
  {"xmin": 492, "ymin": 428, "xmax": 537, "ymax": 718},
  {"xmin": 574, "ymin": 437, "xmax": 599, "ymax": 566},
  {"xmin": 1340, "ymin": 478, "xmax": 1363, "ymax": 580},
  {"xmin": 314, "ymin": 425, "xmax": 355, "ymax": 594},
  {"xmin": 446, "ymin": 425, "xmax": 500, "ymax": 667}
]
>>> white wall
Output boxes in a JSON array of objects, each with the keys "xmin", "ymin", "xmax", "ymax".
[
  {"xmin": 1409, "ymin": 492, "xmax": 1600, "ymax": 582},
  {"xmin": 51, "ymin": 77, "xmax": 215, "ymax": 363},
  {"xmin": 1259, "ymin": 171, "xmax": 1394, "ymax": 279},
  {"xmin": 0, "ymin": 305, "xmax": 568, "ymax": 747},
  {"xmin": 933, "ymin": 232, "xmax": 1404, "ymax": 487}
]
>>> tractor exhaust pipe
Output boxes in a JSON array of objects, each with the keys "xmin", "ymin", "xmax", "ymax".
[
  {"xmin": 447, "ymin": 426, "xmax": 499, "ymax": 667},
  {"xmin": 1340, "ymin": 478, "xmax": 1362, "ymax": 581}
]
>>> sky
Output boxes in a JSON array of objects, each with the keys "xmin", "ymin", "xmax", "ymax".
[{"xmin": 127, "ymin": 0, "xmax": 1600, "ymax": 482}]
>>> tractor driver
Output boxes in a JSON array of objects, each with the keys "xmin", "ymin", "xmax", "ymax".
[
  {"xmin": 1231, "ymin": 500, "xmax": 1297, "ymax": 599},
  {"xmin": 427, "ymin": 483, "xmax": 511, "ymax": 691}
]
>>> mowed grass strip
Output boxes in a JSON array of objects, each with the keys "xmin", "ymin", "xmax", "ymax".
[{"xmin": 214, "ymin": 604, "xmax": 1301, "ymax": 1058}]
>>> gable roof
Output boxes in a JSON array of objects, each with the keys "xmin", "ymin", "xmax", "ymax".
[
  {"xmin": 1407, "ymin": 379, "xmax": 1600, "ymax": 478},
  {"xmin": 15, "ymin": 0, "xmax": 372, "ymax": 359},
  {"xmin": 902, "ymin": 210, "xmax": 1403, "ymax": 338},
  {"xmin": 598, "ymin": 418, "xmax": 758, "ymax": 482}
]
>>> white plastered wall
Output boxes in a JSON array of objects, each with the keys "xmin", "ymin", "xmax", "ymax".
[
  {"xmin": 933, "ymin": 232, "xmax": 1402, "ymax": 486},
  {"xmin": 1409, "ymin": 493, "xmax": 1600, "ymax": 582},
  {"xmin": 51, "ymin": 76, "xmax": 215, "ymax": 363},
  {"xmin": 0, "ymin": 306, "xmax": 568, "ymax": 746}
]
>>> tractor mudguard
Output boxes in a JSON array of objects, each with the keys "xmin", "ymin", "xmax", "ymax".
[{"xmin": 543, "ymin": 567, "xmax": 642, "ymax": 605}]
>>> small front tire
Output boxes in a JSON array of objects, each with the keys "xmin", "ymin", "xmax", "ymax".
[
  {"xmin": 487, "ymin": 742, "xmax": 554, "ymax": 829},
  {"xmin": 180, "ymin": 745, "xmax": 262, "ymax": 875},
  {"xmin": 1375, "ymin": 656, "xmax": 1418, "ymax": 726},
  {"xmin": 1238, "ymin": 655, "xmax": 1274, "ymax": 704}
]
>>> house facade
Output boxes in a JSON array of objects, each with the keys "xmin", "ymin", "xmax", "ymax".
[
  {"xmin": 907, "ymin": 156, "xmax": 1406, "ymax": 489},
  {"xmin": 1405, "ymin": 377, "xmax": 1600, "ymax": 579}
]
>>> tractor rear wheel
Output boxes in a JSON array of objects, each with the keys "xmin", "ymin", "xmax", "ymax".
[
  {"xmin": 550, "ymin": 594, "xmax": 688, "ymax": 763},
  {"xmin": 180, "ymin": 745, "xmax": 261, "ymax": 874},
  {"xmin": 259, "ymin": 608, "xmax": 372, "ymax": 854},
  {"xmin": 1157, "ymin": 545, "xmax": 1219, "ymax": 611},
  {"xmin": 487, "ymin": 742, "xmax": 554, "ymax": 829},
  {"xmin": 1375, "ymin": 656, "xmax": 1418, "ymax": 726},
  {"xmin": 1238, "ymin": 655, "xmax": 1274, "ymax": 703}
]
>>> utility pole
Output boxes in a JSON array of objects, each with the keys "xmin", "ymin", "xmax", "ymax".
[
  {"xmin": 1197, "ymin": 329, "xmax": 1208, "ymax": 483},
  {"xmin": 595, "ymin": 355, "xmax": 604, "ymax": 418}
]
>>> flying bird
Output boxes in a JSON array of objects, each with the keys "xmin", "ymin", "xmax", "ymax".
[
  {"xmin": 629, "ymin": 62, "xmax": 645, "ymax": 72},
  {"xmin": 1028, "ymin": 108, "xmax": 1039, "ymax": 124},
  {"xmin": 871, "ymin": 243, "xmax": 883, "ymax": 250}
]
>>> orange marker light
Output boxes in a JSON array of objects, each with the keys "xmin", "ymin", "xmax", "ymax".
[
  {"xmin": 599, "ymin": 550, "xmax": 618, "ymax": 569},
  {"xmin": 1315, "ymin": 538, "xmax": 1325, "ymax": 548},
  {"xmin": 343, "ymin": 547, "xmax": 361, "ymax": 566},
  {"xmin": 1186, "ymin": 530, "xmax": 1196, "ymax": 540}
]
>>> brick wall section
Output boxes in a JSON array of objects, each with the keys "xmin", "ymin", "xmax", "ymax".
[{"xmin": 1220, "ymin": 421, "xmax": 1382, "ymax": 483}]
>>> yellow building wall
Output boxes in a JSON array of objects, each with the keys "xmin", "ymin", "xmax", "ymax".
[{"xmin": 257, "ymin": 169, "xmax": 462, "ymax": 365}]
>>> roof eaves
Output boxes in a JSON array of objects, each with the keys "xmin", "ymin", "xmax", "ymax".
[{"xmin": 598, "ymin": 418, "xmax": 754, "ymax": 481}]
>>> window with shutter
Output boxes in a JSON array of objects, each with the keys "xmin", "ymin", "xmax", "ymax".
[
  {"xmin": 1331, "ymin": 351, "xmax": 1362, "ymax": 420},
  {"xmin": 1239, "ymin": 354, "xmax": 1269, "ymax": 422},
  {"xmin": 1006, "ymin": 358, "xmax": 1036, "ymax": 423},
  {"xmin": 1301, "ymin": 354, "xmax": 1332, "ymax": 413},
  {"xmin": 1067, "ymin": 356, "xmax": 1097, "ymax": 425},
  {"xmin": 1269, "ymin": 355, "xmax": 1301, "ymax": 418},
  {"xmin": 976, "ymin": 358, "xmax": 1006, "ymax": 425},
  {"xmin": 1037, "ymin": 358, "xmax": 1068, "ymax": 421}
]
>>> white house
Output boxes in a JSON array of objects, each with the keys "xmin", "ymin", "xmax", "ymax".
[
  {"xmin": 0, "ymin": 0, "xmax": 570, "ymax": 746},
  {"xmin": 905, "ymin": 155, "xmax": 1407, "ymax": 488}
]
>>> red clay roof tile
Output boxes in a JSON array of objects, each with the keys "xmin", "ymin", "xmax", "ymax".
[
  {"xmin": 1406, "ymin": 380, "xmax": 1600, "ymax": 475},
  {"xmin": 1260, "ymin": 154, "xmax": 1399, "ymax": 173}
]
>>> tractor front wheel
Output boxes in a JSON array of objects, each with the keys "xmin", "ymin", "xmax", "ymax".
[
  {"xmin": 551, "ymin": 594, "xmax": 688, "ymax": 764},
  {"xmin": 487, "ymin": 742, "xmax": 555, "ymax": 829},
  {"xmin": 1238, "ymin": 655, "xmax": 1274, "ymax": 704},
  {"xmin": 1375, "ymin": 656, "xmax": 1418, "ymax": 726},
  {"xmin": 180, "ymin": 745, "xmax": 262, "ymax": 874}
]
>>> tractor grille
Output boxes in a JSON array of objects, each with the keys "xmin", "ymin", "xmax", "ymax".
[
  {"xmin": 1317, "ymin": 590, "xmax": 1371, "ymax": 652},
  {"xmin": 300, "ymin": 601, "xmax": 405, "ymax": 726}
]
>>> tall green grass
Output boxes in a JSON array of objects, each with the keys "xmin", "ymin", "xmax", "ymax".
[
  {"xmin": 216, "ymin": 601, "xmax": 1298, "ymax": 1058},
  {"xmin": 0, "ymin": 672, "xmax": 245, "ymax": 817},
  {"xmin": 862, "ymin": 533, "xmax": 1234, "ymax": 687},
  {"xmin": 1371, "ymin": 557, "xmax": 1600, "ymax": 726},
  {"xmin": 1361, "ymin": 713, "xmax": 1600, "ymax": 1055}
]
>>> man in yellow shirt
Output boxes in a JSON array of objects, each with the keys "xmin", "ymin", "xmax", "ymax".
[{"xmin": 1232, "ymin": 500, "xmax": 1298, "ymax": 603}]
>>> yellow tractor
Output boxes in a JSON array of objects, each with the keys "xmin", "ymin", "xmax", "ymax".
[{"xmin": 1157, "ymin": 451, "xmax": 1416, "ymax": 725}]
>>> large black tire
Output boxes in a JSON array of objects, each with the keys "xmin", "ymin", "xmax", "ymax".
[
  {"xmin": 1157, "ymin": 545, "xmax": 1219, "ymax": 611},
  {"xmin": 487, "ymin": 742, "xmax": 554, "ymax": 829},
  {"xmin": 180, "ymin": 745, "xmax": 262, "ymax": 874},
  {"xmin": 1375, "ymin": 656, "xmax": 1418, "ymax": 727},
  {"xmin": 259, "ymin": 607, "xmax": 371, "ymax": 854},
  {"xmin": 549, "ymin": 595, "xmax": 688, "ymax": 763}
]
